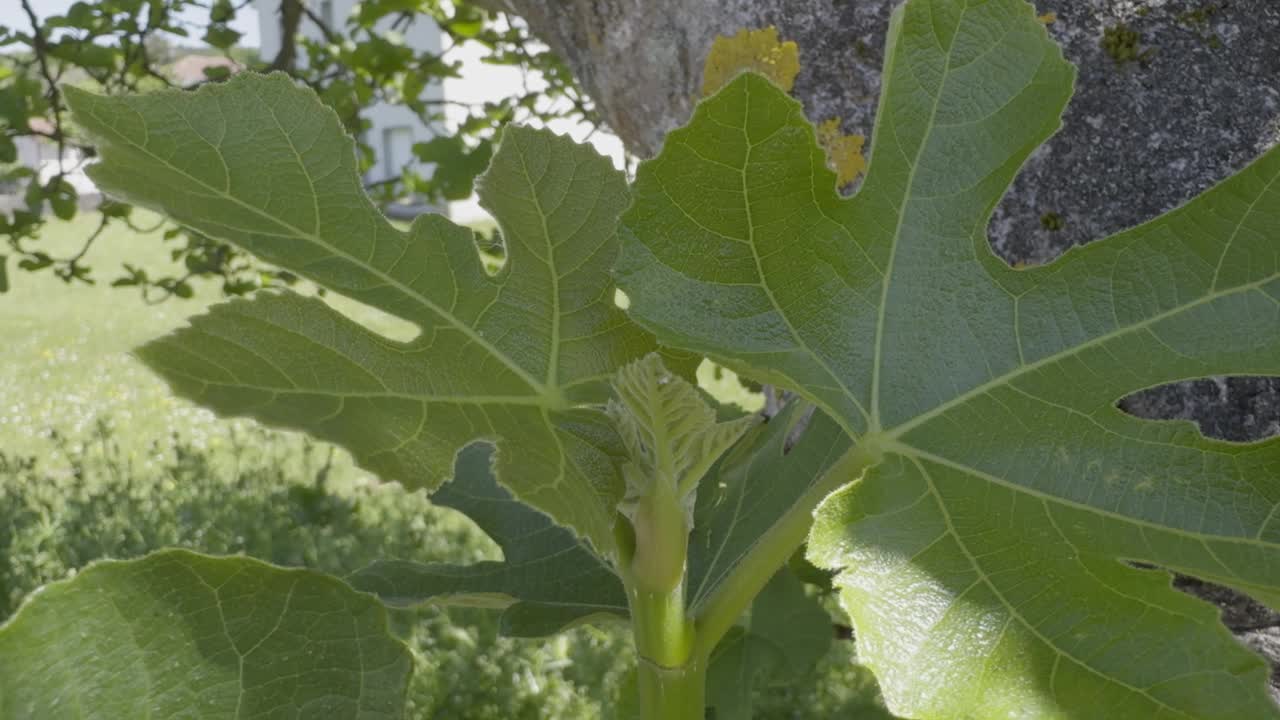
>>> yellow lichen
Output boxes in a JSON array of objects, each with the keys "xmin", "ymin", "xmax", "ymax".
[
  {"xmin": 701, "ymin": 26, "xmax": 800, "ymax": 96},
  {"xmin": 815, "ymin": 117, "xmax": 867, "ymax": 186},
  {"xmin": 1038, "ymin": 11, "xmax": 1057, "ymax": 25},
  {"xmin": 702, "ymin": 28, "xmax": 865, "ymax": 186}
]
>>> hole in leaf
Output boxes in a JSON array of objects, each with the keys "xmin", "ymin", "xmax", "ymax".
[
  {"xmin": 1121, "ymin": 563, "xmax": 1279, "ymax": 665},
  {"xmin": 1129, "ymin": 564, "xmax": 1280, "ymax": 644},
  {"xmin": 319, "ymin": 291, "xmax": 420, "ymax": 344},
  {"xmin": 1116, "ymin": 376, "xmax": 1280, "ymax": 443},
  {"xmin": 1173, "ymin": 575, "xmax": 1280, "ymax": 634},
  {"xmin": 696, "ymin": 360, "xmax": 764, "ymax": 414}
]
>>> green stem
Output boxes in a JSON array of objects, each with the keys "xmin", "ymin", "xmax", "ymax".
[
  {"xmin": 630, "ymin": 581, "xmax": 703, "ymax": 720},
  {"xmin": 635, "ymin": 653, "xmax": 706, "ymax": 720},
  {"xmin": 691, "ymin": 439, "xmax": 882, "ymax": 660}
]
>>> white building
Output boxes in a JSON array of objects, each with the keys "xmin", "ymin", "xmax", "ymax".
[
  {"xmin": 3, "ymin": 118, "xmax": 97, "ymax": 205},
  {"xmin": 255, "ymin": 0, "xmax": 445, "ymax": 213}
]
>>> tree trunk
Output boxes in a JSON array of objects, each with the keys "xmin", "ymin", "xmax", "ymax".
[{"xmin": 493, "ymin": 0, "xmax": 1280, "ymax": 693}]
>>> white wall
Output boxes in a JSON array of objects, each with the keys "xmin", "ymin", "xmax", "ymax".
[
  {"xmin": 12, "ymin": 136, "xmax": 50, "ymax": 172},
  {"xmin": 255, "ymin": 0, "xmax": 444, "ymax": 200}
]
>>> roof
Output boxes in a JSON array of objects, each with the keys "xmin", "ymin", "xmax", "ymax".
[{"xmin": 170, "ymin": 54, "xmax": 243, "ymax": 87}]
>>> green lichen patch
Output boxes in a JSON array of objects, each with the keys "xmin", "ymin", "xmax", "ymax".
[
  {"xmin": 1101, "ymin": 23, "xmax": 1156, "ymax": 65},
  {"xmin": 1039, "ymin": 212, "xmax": 1065, "ymax": 231},
  {"xmin": 1176, "ymin": 3, "xmax": 1224, "ymax": 49}
]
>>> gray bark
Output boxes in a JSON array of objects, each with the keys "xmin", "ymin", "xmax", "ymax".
[{"xmin": 494, "ymin": 0, "xmax": 1280, "ymax": 691}]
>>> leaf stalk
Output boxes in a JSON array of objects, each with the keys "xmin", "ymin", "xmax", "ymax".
[
  {"xmin": 690, "ymin": 436, "xmax": 882, "ymax": 660},
  {"xmin": 629, "ymin": 580, "xmax": 704, "ymax": 719}
]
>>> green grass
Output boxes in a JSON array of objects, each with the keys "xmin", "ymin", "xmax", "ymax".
[
  {"xmin": 2, "ymin": 213, "xmax": 216, "ymax": 458},
  {"xmin": 0, "ymin": 212, "xmax": 417, "ymax": 473}
]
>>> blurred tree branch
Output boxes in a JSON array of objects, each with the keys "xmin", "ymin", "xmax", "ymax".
[{"xmin": 0, "ymin": 0, "xmax": 601, "ymax": 301}]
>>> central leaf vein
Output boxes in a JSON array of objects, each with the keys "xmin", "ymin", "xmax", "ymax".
[
  {"xmin": 888, "ymin": 279, "xmax": 1276, "ymax": 440},
  {"xmin": 737, "ymin": 81, "xmax": 871, "ymax": 430},
  {"xmin": 897, "ymin": 444, "xmax": 1278, "ymax": 549}
]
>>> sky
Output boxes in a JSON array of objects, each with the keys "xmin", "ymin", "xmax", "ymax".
[{"xmin": 1, "ymin": 0, "xmax": 624, "ymax": 220}]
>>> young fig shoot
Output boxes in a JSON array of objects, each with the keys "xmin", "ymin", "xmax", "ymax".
[
  {"xmin": 612, "ymin": 353, "xmax": 758, "ymax": 593},
  {"xmin": 609, "ymin": 353, "xmax": 758, "ymax": 718}
]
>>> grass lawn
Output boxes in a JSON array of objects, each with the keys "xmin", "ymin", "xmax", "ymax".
[
  {"xmin": 2, "ymin": 212, "xmax": 227, "ymax": 458},
  {"xmin": 1, "ymin": 211, "xmax": 450, "ymax": 475}
]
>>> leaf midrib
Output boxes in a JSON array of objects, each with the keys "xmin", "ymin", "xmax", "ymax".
[
  {"xmin": 896, "ymin": 441, "xmax": 1280, "ymax": 550},
  {"xmin": 162, "ymin": 373, "xmax": 555, "ymax": 406},
  {"xmin": 513, "ymin": 139, "xmax": 563, "ymax": 389},
  {"xmin": 868, "ymin": 3, "xmax": 967, "ymax": 432},
  {"xmin": 886, "ymin": 277, "xmax": 1276, "ymax": 440},
  {"xmin": 146, "ymin": 308, "xmax": 553, "ymax": 407},
  {"xmin": 734, "ymin": 81, "xmax": 871, "ymax": 430}
]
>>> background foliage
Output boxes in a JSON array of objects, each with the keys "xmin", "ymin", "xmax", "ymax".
[{"xmin": 0, "ymin": 0, "xmax": 592, "ymax": 299}]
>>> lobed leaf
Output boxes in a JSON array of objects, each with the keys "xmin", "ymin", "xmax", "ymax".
[
  {"xmin": 0, "ymin": 550, "xmax": 411, "ymax": 719},
  {"xmin": 66, "ymin": 74, "xmax": 663, "ymax": 556},
  {"xmin": 619, "ymin": 0, "xmax": 1280, "ymax": 715},
  {"xmin": 810, "ymin": 454, "xmax": 1276, "ymax": 718},
  {"xmin": 350, "ymin": 443, "xmax": 629, "ymax": 637}
]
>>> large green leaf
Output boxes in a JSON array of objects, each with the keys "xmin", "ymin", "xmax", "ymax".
[
  {"xmin": 618, "ymin": 0, "xmax": 1280, "ymax": 715},
  {"xmin": 65, "ymin": 74, "xmax": 660, "ymax": 556},
  {"xmin": 0, "ymin": 550, "xmax": 410, "ymax": 719},
  {"xmin": 350, "ymin": 443, "xmax": 629, "ymax": 637}
]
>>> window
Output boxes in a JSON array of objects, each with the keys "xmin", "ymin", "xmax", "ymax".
[{"xmin": 382, "ymin": 126, "xmax": 414, "ymax": 182}]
